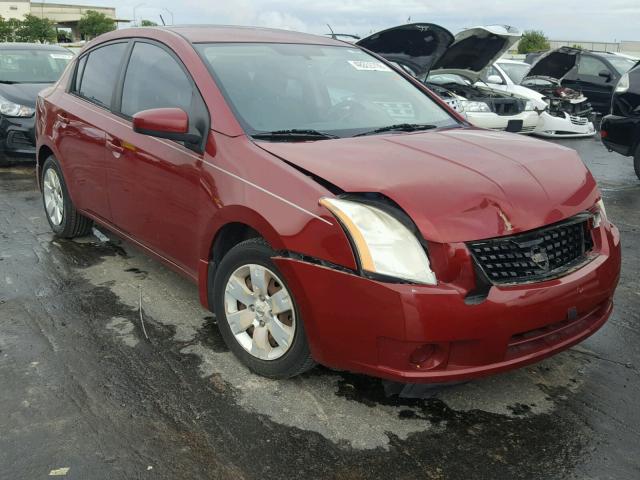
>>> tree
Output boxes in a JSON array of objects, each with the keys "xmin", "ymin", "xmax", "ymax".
[
  {"xmin": 517, "ymin": 30, "xmax": 551, "ymax": 54},
  {"xmin": 16, "ymin": 14, "xmax": 56, "ymax": 43},
  {"xmin": 0, "ymin": 16, "xmax": 14, "ymax": 42},
  {"xmin": 141, "ymin": 19, "xmax": 158, "ymax": 27},
  {"xmin": 77, "ymin": 10, "xmax": 116, "ymax": 40}
]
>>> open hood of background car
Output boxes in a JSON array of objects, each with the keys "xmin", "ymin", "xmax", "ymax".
[
  {"xmin": 256, "ymin": 128, "xmax": 598, "ymax": 243},
  {"xmin": 431, "ymin": 25, "xmax": 521, "ymax": 82},
  {"xmin": 526, "ymin": 47, "xmax": 580, "ymax": 80},
  {"xmin": 356, "ymin": 23, "xmax": 455, "ymax": 79}
]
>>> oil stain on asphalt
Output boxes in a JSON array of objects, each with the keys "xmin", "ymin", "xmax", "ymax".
[{"xmin": 1, "ymin": 137, "xmax": 639, "ymax": 480}]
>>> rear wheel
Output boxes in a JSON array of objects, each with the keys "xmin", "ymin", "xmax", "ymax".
[
  {"xmin": 41, "ymin": 155, "xmax": 93, "ymax": 238},
  {"xmin": 212, "ymin": 238, "xmax": 315, "ymax": 378}
]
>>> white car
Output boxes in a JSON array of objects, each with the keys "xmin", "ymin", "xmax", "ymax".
[
  {"xmin": 357, "ymin": 24, "xmax": 540, "ymax": 134},
  {"xmin": 482, "ymin": 59, "xmax": 596, "ymax": 138}
]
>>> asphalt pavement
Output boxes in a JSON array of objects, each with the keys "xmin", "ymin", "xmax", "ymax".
[{"xmin": 0, "ymin": 134, "xmax": 639, "ymax": 480}]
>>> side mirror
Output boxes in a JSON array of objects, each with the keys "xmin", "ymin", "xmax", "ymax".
[
  {"xmin": 486, "ymin": 74, "xmax": 503, "ymax": 85},
  {"xmin": 598, "ymin": 69, "xmax": 612, "ymax": 81},
  {"xmin": 132, "ymin": 108, "xmax": 201, "ymax": 144}
]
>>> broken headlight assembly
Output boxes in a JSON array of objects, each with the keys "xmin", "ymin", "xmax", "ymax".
[
  {"xmin": 320, "ymin": 197, "xmax": 437, "ymax": 285},
  {"xmin": 593, "ymin": 199, "xmax": 608, "ymax": 228},
  {"xmin": 0, "ymin": 95, "xmax": 35, "ymax": 117},
  {"xmin": 524, "ymin": 100, "xmax": 535, "ymax": 111},
  {"xmin": 458, "ymin": 100, "xmax": 491, "ymax": 113}
]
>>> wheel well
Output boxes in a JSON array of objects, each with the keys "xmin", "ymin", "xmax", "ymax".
[
  {"xmin": 211, "ymin": 222, "xmax": 261, "ymax": 265},
  {"xmin": 37, "ymin": 145, "xmax": 54, "ymax": 174}
]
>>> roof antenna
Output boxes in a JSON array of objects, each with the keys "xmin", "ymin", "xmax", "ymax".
[{"xmin": 159, "ymin": 14, "xmax": 166, "ymax": 26}]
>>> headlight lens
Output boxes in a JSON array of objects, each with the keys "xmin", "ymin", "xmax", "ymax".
[
  {"xmin": 615, "ymin": 72, "xmax": 629, "ymax": 93},
  {"xmin": 320, "ymin": 198, "xmax": 437, "ymax": 284},
  {"xmin": 0, "ymin": 95, "xmax": 35, "ymax": 117},
  {"xmin": 524, "ymin": 100, "xmax": 535, "ymax": 110},
  {"xmin": 594, "ymin": 198, "xmax": 608, "ymax": 227},
  {"xmin": 458, "ymin": 100, "xmax": 491, "ymax": 113}
]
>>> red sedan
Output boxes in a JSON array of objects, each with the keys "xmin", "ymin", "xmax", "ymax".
[{"xmin": 35, "ymin": 26, "xmax": 620, "ymax": 383}]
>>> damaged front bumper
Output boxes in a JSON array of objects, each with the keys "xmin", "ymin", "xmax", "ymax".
[
  {"xmin": 533, "ymin": 111, "xmax": 596, "ymax": 138},
  {"xmin": 274, "ymin": 222, "xmax": 620, "ymax": 384}
]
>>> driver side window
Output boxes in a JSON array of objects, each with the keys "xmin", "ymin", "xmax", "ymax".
[
  {"xmin": 120, "ymin": 42, "xmax": 194, "ymax": 117},
  {"xmin": 577, "ymin": 56, "xmax": 610, "ymax": 77}
]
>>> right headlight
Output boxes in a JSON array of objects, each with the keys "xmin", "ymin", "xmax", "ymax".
[
  {"xmin": 458, "ymin": 100, "xmax": 491, "ymax": 113},
  {"xmin": 615, "ymin": 72, "xmax": 629, "ymax": 93},
  {"xmin": 320, "ymin": 197, "xmax": 437, "ymax": 285}
]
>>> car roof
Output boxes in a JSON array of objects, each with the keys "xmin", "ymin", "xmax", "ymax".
[
  {"xmin": 0, "ymin": 42, "xmax": 70, "ymax": 51},
  {"xmin": 162, "ymin": 25, "xmax": 347, "ymax": 46}
]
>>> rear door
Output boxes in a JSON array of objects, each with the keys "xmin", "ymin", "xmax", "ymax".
[
  {"xmin": 573, "ymin": 54, "xmax": 616, "ymax": 113},
  {"xmin": 104, "ymin": 40, "xmax": 210, "ymax": 273},
  {"xmin": 56, "ymin": 41, "xmax": 128, "ymax": 221}
]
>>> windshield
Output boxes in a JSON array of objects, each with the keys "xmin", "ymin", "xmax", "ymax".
[
  {"xmin": 0, "ymin": 49, "xmax": 73, "ymax": 83},
  {"xmin": 607, "ymin": 56, "xmax": 637, "ymax": 75},
  {"xmin": 196, "ymin": 43, "xmax": 457, "ymax": 138},
  {"xmin": 497, "ymin": 62, "xmax": 530, "ymax": 84}
]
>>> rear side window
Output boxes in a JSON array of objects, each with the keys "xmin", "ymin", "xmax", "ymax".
[
  {"xmin": 120, "ymin": 42, "xmax": 193, "ymax": 117},
  {"xmin": 75, "ymin": 42, "xmax": 127, "ymax": 108}
]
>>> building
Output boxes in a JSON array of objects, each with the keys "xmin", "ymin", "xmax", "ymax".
[{"xmin": 0, "ymin": 1, "xmax": 129, "ymax": 40}]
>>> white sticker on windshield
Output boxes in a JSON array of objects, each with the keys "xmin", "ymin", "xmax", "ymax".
[
  {"xmin": 347, "ymin": 60, "xmax": 392, "ymax": 72},
  {"xmin": 50, "ymin": 53, "xmax": 73, "ymax": 60}
]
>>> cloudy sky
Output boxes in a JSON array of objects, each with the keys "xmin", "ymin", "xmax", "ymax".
[{"xmin": 71, "ymin": 0, "xmax": 638, "ymax": 42}]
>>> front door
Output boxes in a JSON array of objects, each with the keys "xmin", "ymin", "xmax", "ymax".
[
  {"xmin": 105, "ymin": 40, "xmax": 209, "ymax": 274},
  {"xmin": 573, "ymin": 55, "xmax": 616, "ymax": 113}
]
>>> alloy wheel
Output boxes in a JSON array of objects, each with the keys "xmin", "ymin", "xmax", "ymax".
[
  {"xmin": 224, "ymin": 264, "xmax": 296, "ymax": 360},
  {"xmin": 43, "ymin": 168, "xmax": 64, "ymax": 226}
]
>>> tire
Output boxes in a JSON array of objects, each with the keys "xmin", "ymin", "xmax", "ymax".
[
  {"xmin": 634, "ymin": 146, "xmax": 640, "ymax": 181},
  {"xmin": 41, "ymin": 155, "xmax": 93, "ymax": 238},
  {"xmin": 212, "ymin": 238, "xmax": 315, "ymax": 378}
]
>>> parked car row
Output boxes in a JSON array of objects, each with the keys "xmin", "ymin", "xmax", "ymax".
[{"xmin": 31, "ymin": 26, "xmax": 621, "ymax": 384}]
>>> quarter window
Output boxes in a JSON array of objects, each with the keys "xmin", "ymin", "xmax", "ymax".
[
  {"xmin": 120, "ymin": 42, "xmax": 193, "ymax": 117},
  {"xmin": 76, "ymin": 42, "xmax": 127, "ymax": 108}
]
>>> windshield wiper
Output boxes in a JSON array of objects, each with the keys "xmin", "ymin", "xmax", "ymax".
[
  {"xmin": 252, "ymin": 129, "xmax": 340, "ymax": 141},
  {"xmin": 0, "ymin": 80, "xmax": 16, "ymax": 84},
  {"xmin": 353, "ymin": 123, "xmax": 439, "ymax": 137}
]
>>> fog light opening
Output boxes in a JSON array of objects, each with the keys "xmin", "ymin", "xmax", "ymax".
[{"xmin": 409, "ymin": 344, "xmax": 436, "ymax": 368}]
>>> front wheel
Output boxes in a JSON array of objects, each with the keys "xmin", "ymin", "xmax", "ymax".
[{"xmin": 212, "ymin": 238, "xmax": 315, "ymax": 378}]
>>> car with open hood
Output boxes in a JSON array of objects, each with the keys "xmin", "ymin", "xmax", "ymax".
[
  {"xmin": 483, "ymin": 59, "xmax": 596, "ymax": 137},
  {"xmin": 35, "ymin": 25, "xmax": 620, "ymax": 384},
  {"xmin": 524, "ymin": 47, "xmax": 637, "ymax": 114},
  {"xmin": 358, "ymin": 24, "xmax": 540, "ymax": 133},
  {"xmin": 601, "ymin": 60, "xmax": 640, "ymax": 179},
  {"xmin": 0, "ymin": 43, "xmax": 73, "ymax": 163}
]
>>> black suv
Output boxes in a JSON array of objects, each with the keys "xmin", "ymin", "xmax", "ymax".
[
  {"xmin": 601, "ymin": 61, "xmax": 640, "ymax": 179},
  {"xmin": 525, "ymin": 47, "xmax": 637, "ymax": 114}
]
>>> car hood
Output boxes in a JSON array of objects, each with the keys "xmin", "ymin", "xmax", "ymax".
[
  {"xmin": 526, "ymin": 47, "xmax": 580, "ymax": 81},
  {"xmin": 0, "ymin": 82, "xmax": 51, "ymax": 107},
  {"xmin": 257, "ymin": 128, "xmax": 598, "ymax": 243},
  {"xmin": 432, "ymin": 26, "xmax": 521, "ymax": 82},
  {"xmin": 356, "ymin": 23, "xmax": 455, "ymax": 79}
]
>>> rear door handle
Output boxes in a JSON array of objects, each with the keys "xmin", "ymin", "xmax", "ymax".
[{"xmin": 106, "ymin": 138, "xmax": 125, "ymax": 157}]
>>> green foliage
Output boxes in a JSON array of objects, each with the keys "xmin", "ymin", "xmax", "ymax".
[
  {"xmin": 77, "ymin": 10, "xmax": 116, "ymax": 40},
  {"xmin": 16, "ymin": 14, "xmax": 56, "ymax": 43},
  {"xmin": 0, "ymin": 16, "xmax": 15, "ymax": 42},
  {"xmin": 141, "ymin": 19, "xmax": 158, "ymax": 27},
  {"xmin": 517, "ymin": 30, "xmax": 551, "ymax": 54}
]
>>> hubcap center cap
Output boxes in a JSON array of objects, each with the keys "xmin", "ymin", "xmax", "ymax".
[{"xmin": 254, "ymin": 300, "xmax": 270, "ymax": 317}]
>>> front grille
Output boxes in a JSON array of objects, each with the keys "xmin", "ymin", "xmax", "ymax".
[
  {"xmin": 467, "ymin": 215, "xmax": 594, "ymax": 285},
  {"xmin": 490, "ymin": 98, "xmax": 525, "ymax": 116},
  {"xmin": 570, "ymin": 115, "xmax": 589, "ymax": 126}
]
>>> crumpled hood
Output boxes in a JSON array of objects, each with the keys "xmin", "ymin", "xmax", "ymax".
[
  {"xmin": 0, "ymin": 82, "xmax": 51, "ymax": 107},
  {"xmin": 526, "ymin": 47, "xmax": 580, "ymax": 81},
  {"xmin": 257, "ymin": 128, "xmax": 599, "ymax": 243}
]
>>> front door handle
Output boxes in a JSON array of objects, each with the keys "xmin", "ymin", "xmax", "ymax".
[{"xmin": 106, "ymin": 138, "xmax": 125, "ymax": 158}]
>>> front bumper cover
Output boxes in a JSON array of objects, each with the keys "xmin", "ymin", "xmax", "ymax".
[
  {"xmin": 0, "ymin": 114, "xmax": 36, "ymax": 162},
  {"xmin": 274, "ymin": 222, "xmax": 621, "ymax": 383}
]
